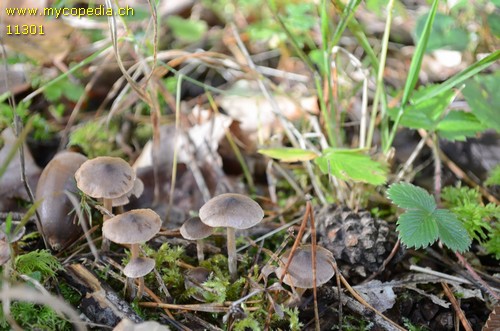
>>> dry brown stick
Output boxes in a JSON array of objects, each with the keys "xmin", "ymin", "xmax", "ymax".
[
  {"xmin": 441, "ymin": 282, "xmax": 472, "ymax": 331},
  {"xmin": 139, "ymin": 301, "xmax": 259, "ymax": 313},
  {"xmin": 278, "ymin": 200, "xmax": 311, "ymax": 283},
  {"xmin": 455, "ymin": 252, "xmax": 500, "ymax": 301},
  {"xmin": 309, "ymin": 200, "xmax": 320, "ymax": 331}
]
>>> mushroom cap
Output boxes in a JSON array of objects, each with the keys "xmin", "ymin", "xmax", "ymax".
[
  {"xmin": 113, "ymin": 318, "xmax": 170, "ymax": 331},
  {"xmin": 75, "ymin": 156, "xmax": 135, "ymax": 199},
  {"xmin": 123, "ymin": 257, "xmax": 155, "ymax": 278},
  {"xmin": 112, "ymin": 178, "xmax": 144, "ymax": 207},
  {"xmin": 102, "ymin": 209, "xmax": 161, "ymax": 244},
  {"xmin": 0, "ymin": 223, "xmax": 25, "ymax": 243},
  {"xmin": 198, "ymin": 193, "xmax": 264, "ymax": 229},
  {"xmin": 180, "ymin": 217, "xmax": 214, "ymax": 240},
  {"xmin": 276, "ymin": 245, "xmax": 335, "ymax": 288}
]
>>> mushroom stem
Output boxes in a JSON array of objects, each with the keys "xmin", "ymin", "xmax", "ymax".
[
  {"xmin": 196, "ymin": 240, "xmax": 205, "ymax": 262},
  {"xmin": 130, "ymin": 243, "xmax": 144, "ymax": 299},
  {"xmin": 130, "ymin": 243, "xmax": 139, "ymax": 259},
  {"xmin": 101, "ymin": 198, "xmax": 113, "ymax": 251},
  {"xmin": 226, "ymin": 227, "xmax": 237, "ymax": 281}
]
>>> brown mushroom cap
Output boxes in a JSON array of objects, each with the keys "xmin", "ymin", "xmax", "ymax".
[
  {"xmin": 75, "ymin": 156, "xmax": 135, "ymax": 199},
  {"xmin": 180, "ymin": 217, "xmax": 214, "ymax": 240},
  {"xmin": 113, "ymin": 318, "xmax": 170, "ymax": 331},
  {"xmin": 276, "ymin": 245, "xmax": 335, "ymax": 288},
  {"xmin": 123, "ymin": 257, "xmax": 155, "ymax": 278},
  {"xmin": 36, "ymin": 151, "xmax": 88, "ymax": 251},
  {"xmin": 112, "ymin": 178, "xmax": 144, "ymax": 207},
  {"xmin": 102, "ymin": 209, "xmax": 161, "ymax": 244},
  {"xmin": 198, "ymin": 193, "xmax": 264, "ymax": 229}
]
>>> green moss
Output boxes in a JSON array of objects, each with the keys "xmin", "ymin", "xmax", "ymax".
[
  {"xmin": 14, "ymin": 250, "xmax": 62, "ymax": 280},
  {"xmin": 0, "ymin": 302, "xmax": 71, "ymax": 331}
]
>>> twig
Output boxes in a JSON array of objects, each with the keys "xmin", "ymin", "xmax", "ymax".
[
  {"xmin": 441, "ymin": 282, "xmax": 472, "ymax": 331},
  {"xmin": 409, "ymin": 265, "xmax": 473, "ymax": 285},
  {"xmin": 455, "ymin": 252, "xmax": 500, "ymax": 301}
]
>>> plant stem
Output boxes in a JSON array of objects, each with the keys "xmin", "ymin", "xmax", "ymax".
[
  {"xmin": 226, "ymin": 227, "xmax": 237, "ymax": 282},
  {"xmin": 366, "ymin": 0, "xmax": 395, "ymax": 150}
]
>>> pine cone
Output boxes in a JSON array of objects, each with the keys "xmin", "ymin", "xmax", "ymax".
[{"xmin": 316, "ymin": 205, "xmax": 398, "ymax": 280}]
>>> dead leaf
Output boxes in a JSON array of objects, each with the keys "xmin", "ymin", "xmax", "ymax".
[{"xmin": 353, "ymin": 280, "xmax": 396, "ymax": 312}]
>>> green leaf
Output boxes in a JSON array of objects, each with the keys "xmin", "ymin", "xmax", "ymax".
[
  {"xmin": 397, "ymin": 209, "xmax": 439, "ymax": 249},
  {"xmin": 436, "ymin": 111, "xmax": 488, "ymax": 141},
  {"xmin": 390, "ymin": 86, "xmax": 455, "ymax": 130},
  {"xmin": 315, "ymin": 148, "xmax": 387, "ymax": 185},
  {"xmin": 166, "ymin": 16, "xmax": 207, "ymax": 43},
  {"xmin": 433, "ymin": 209, "xmax": 471, "ymax": 253},
  {"xmin": 414, "ymin": 13, "xmax": 469, "ymax": 51},
  {"xmin": 387, "ymin": 183, "xmax": 436, "ymax": 212},
  {"xmin": 258, "ymin": 148, "xmax": 318, "ymax": 162},
  {"xmin": 462, "ymin": 72, "xmax": 500, "ymax": 131}
]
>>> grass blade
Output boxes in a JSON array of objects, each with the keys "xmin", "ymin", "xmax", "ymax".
[
  {"xmin": 412, "ymin": 50, "xmax": 500, "ymax": 105},
  {"xmin": 385, "ymin": 0, "xmax": 439, "ymax": 152}
]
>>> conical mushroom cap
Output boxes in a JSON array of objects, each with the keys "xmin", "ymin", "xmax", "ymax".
[
  {"xmin": 199, "ymin": 193, "xmax": 264, "ymax": 229},
  {"xmin": 102, "ymin": 209, "xmax": 161, "ymax": 244},
  {"xmin": 276, "ymin": 245, "xmax": 335, "ymax": 288},
  {"xmin": 75, "ymin": 156, "xmax": 135, "ymax": 199},
  {"xmin": 123, "ymin": 257, "xmax": 155, "ymax": 278},
  {"xmin": 180, "ymin": 217, "xmax": 214, "ymax": 240}
]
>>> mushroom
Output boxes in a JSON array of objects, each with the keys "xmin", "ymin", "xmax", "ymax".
[
  {"xmin": 123, "ymin": 257, "xmax": 156, "ymax": 279},
  {"xmin": 113, "ymin": 318, "xmax": 170, "ymax": 331},
  {"xmin": 275, "ymin": 245, "xmax": 335, "ymax": 298},
  {"xmin": 199, "ymin": 193, "xmax": 264, "ymax": 281},
  {"xmin": 75, "ymin": 156, "xmax": 136, "ymax": 250},
  {"xmin": 36, "ymin": 151, "xmax": 88, "ymax": 251},
  {"xmin": 180, "ymin": 217, "xmax": 214, "ymax": 262},
  {"xmin": 102, "ymin": 209, "xmax": 161, "ymax": 298}
]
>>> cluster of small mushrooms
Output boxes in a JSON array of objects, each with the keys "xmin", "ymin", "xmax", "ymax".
[
  {"xmin": 181, "ymin": 193, "xmax": 265, "ymax": 281},
  {"xmin": 34, "ymin": 151, "xmax": 335, "ymax": 309}
]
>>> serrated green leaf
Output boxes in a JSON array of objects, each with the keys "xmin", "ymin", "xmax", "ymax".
[
  {"xmin": 258, "ymin": 148, "xmax": 318, "ymax": 162},
  {"xmin": 436, "ymin": 111, "xmax": 487, "ymax": 141},
  {"xmin": 387, "ymin": 183, "xmax": 436, "ymax": 212},
  {"xmin": 315, "ymin": 149, "xmax": 387, "ymax": 185},
  {"xmin": 433, "ymin": 209, "xmax": 471, "ymax": 252},
  {"xmin": 397, "ymin": 209, "xmax": 439, "ymax": 249},
  {"xmin": 462, "ymin": 72, "xmax": 500, "ymax": 131}
]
